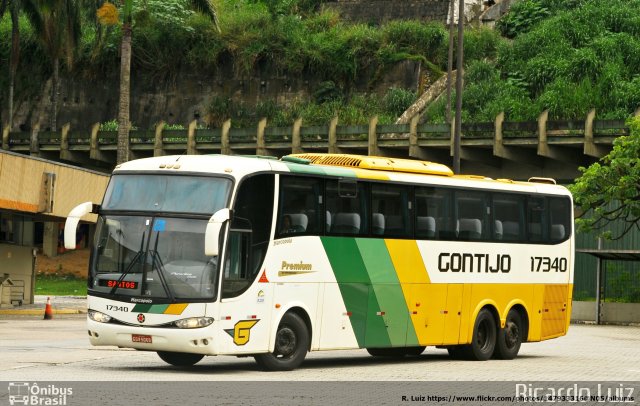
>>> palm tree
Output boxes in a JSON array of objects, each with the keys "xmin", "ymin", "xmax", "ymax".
[
  {"xmin": 1, "ymin": 0, "xmax": 22, "ymax": 130},
  {"xmin": 22, "ymin": 0, "xmax": 81, "ymax": 132},
  {"xmin": 99, "ymin": 0, "xmax": 219, "ymax": 165}
]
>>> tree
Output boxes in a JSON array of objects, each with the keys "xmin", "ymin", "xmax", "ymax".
[
  {"xmin": 98, "ymin": 0, "xmax": 219, "ymax": 165},
  {"xmin": 22, "ymin": 0, "xmax": 81, "ymax": 132},
  {"xmin": 1, "ymin": 0, "xmax": 22, "ymax": 131},
  {"xmin": 8, "ymin": 0, "xmax": 20, "ymax": 130},
  {"xmin": 570, "ymin": 116, "xmax": 640, "ymax": 239}
]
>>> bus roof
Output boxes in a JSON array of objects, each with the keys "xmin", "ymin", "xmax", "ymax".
[
  {"xmin": 285, "ymin": 153, "xmax": 454, "ymax": 177},
  {"xmin": 113, "ymin": 154, "xmax": 570, "ymax": 196}
]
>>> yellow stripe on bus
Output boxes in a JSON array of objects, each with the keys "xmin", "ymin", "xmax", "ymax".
[
  {"xmin": 164, "ymin": 303, "xmax": 188, "ymax": 315},
  {"xmin": 352, "ymin": 168, "xmax": 389, "ymax": 180}
]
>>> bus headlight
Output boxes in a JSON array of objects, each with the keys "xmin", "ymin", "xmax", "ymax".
[
  {"xmin": 174, "ymin": 317, "xmax": 214, "ymax": 329},
  {"xmin": 88, "ymin": 310, "xmax": 112, "ymax": 323}
]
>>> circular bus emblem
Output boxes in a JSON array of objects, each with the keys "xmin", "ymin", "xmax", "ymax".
[{"xmin": 137, "ymin": 313, "xmax": 145, "ymax": 323}]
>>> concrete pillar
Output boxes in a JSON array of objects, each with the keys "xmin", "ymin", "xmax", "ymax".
[
  {"xmin": 408, "ymin": 115, "xmax": 425, "ymax": 159},
  {"xmin": 30, "ymin": 124, "xmax": 40, "ymax": 156},
  {"xmin": 90, "ymin": 122, "xmax": 109, "ymax": 163},
  {"xmin": 256, "ymin": 118, "xmax": 268, "ymax": 156},
  {"xmin": 292, "ymin": 118, "xmax": 303, "ymax": 154},
  {"xmin": 187, "ymin": 120, "xmax": 198, "ymax": 155},
  {"xmin": 328, "ymin": 116, "xmax": 339, "ymax": 153},
  {"xmin": 221, "ymin": 120, "xmax": 231, "ymax": 155},
  {"xmin": 154, "ymin": 121, "xmax": 165, "ymax": 157},
  {"xmin": 2, "ymin": 124, "xmax": 10, "ymax": 150},
  {"xmin": 367, "ymin": 116, "xmax": 380, "ymax": 157},
  {"xmin": 42, "ymin": 222, "xmax": 60, "ymax": 258},
  {"xmin": 584, "ymin": 108, "xmax": 607, "ymax": 158}
]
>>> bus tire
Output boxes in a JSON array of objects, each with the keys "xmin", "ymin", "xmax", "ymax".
[
  {"xmin": 157, "ymin": 351, "xmax": 204, "ymax": 367},
  {"xmin": 466, "ymin": 308, "xmax": 497, "ymax": 361},
  {"xmin": 494, "ymin": 309, "xmax": 523, "ymax": 360},
  {"xmin": 254, "ymin": 312, "xmax": 309, "ymax": 371},
  {"xmin": 366, "ymin": 347, "xmax": 406, "ymax": 357}
]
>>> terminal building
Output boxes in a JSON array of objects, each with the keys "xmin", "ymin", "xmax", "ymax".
[{"xmin": 0, "ymin": 150, "xmax": 108, "ymax": 305}]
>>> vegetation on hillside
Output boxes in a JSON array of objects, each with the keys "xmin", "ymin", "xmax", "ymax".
[
  {"xmin": 2, "ymin": 0, "xmax": 640, "ymax": 127},
  {"xmin": 424, "ymin": 0, "xmax": 640, "ymax": 123}
]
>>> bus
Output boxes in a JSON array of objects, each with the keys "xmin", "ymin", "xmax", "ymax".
[{"xmin": 64, "ymin": 153, "xmax": 574, "ymax": 371}]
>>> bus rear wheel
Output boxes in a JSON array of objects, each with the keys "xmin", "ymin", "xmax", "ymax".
[
  {"xmin": 254, "ymin": 312, "xmax": 309, "ymax": 371},
  {"xmin": 464, "ymin": 308, "xmax": 497, "ymax": 361},
  {"xmin": 157, "ymin": 351, "xmax": 204, "ymax": 367},
  {"xmin": 494, "ymin": 309, "xmax": 523, "ymax": 360}
]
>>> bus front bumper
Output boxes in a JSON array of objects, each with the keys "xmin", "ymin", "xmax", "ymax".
[{"xmin": 87, "ymin": 318, "xmax": 219, "ymax": 355}]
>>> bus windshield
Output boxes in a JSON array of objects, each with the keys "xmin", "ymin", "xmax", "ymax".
[
  {"xmin": 102, "ymin": 174, "xmax": 231, "ymax": 214},
  {"xmin": 90, "ymin": 174, "xmax": 232, "ymax": 301},
  {"xmin": 90, "ymin": 215, "xmax": 219, "ymax": 300}
]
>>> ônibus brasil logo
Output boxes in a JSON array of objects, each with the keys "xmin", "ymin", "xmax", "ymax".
[{"xmin": 8, "ymin": 383, "xmax": 73, "ymax": 406}]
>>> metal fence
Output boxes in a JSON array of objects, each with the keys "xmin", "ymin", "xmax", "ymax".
[{"xmin": 574, "ymin": 224, "xmax": 640, "ymax": 303}]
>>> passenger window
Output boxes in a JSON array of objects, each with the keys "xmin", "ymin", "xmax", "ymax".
[
  {"xmin": 527, "ymin": 197, "xmax": 547, "ymax": 243},
  {"xmin": 371, "ymin": 184, "xmax": 410, "ymax": 238},
  {"xmin": 326, "ymin": 179, "xmax": 368, "ymax": 235},
  {"xmin": 456, "ymin": 191, "xmax": 489, "ymax": 240},
  {"xmin": 415, "ymin": 187, "xmax": 453, "ymax": 239},
  {"xmin": 549, "ymin": 197, "xmax": 571, "ymax": 243},
  {"xmin": 276, "ymin": 176, "xmax": 322, "ymax": 238},
  {"xmin": 493, "ymin": 194, "xmax": 525, "ymax": 241}
]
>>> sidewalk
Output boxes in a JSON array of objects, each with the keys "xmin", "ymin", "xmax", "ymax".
[{"xmin": 0, "ymin": 295, "xmax": 86, "ymax": 316}]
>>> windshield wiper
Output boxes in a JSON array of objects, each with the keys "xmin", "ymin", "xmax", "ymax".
[
  {"xmin": 147, "ymin": 231, "xmax": 175, "ymax": 301},
  {"xmin": 109, "ymin": 231, "xmax": 145, "ymax": 295}
]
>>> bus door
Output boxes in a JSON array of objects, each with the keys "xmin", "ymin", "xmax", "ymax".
[
  {"xmin": 217, "ymin": 174, "xmax": 275, "ymax": 354},
  {"xmin": 217, "ymin": 222, "xmax": 276, "ymax": 354}
]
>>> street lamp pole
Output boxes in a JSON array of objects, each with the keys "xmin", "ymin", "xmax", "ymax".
[{"xmin": 453, "ymin": 0, "xmax": 464, "ymax": 175}]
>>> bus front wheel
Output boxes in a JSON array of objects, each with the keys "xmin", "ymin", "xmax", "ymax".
[
  {"xmin": 157, "ymin": 351, "xmax": 204, "ymax": 367},
  {"xmin": 254, "ymin": 312, "xmax": 309, "ymax": 371},
  {"xmin": 494, "ymin": 309, "xmax": 523, "ymax": 360}
]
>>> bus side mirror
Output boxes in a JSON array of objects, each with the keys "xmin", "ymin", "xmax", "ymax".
[
  {"xmin": 205, "ymin": 208, "xmax": 231, "ymax": 256},
  {"xmin": 64, "ymin": 202, "xmax": 94, "ymax": 249}
]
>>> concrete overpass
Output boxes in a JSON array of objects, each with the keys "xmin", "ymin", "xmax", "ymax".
[
  {"xmin": 1, "ymin": 109, "xmax": 627, "ymax": 181},
  {"xmin": 0, "ymin": 150, "xmax": 109, "ymax": 305}
]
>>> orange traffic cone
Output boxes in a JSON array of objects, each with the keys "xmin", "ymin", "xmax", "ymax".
[{"xmin": 44, "ymin": 297, "xmax": 53, "ymax": 320}]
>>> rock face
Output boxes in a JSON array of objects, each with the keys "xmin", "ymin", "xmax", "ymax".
[
  {"xmin": 322, "ymin": 0, "xmax": 487, "ymax": 24},
  {"xmin": 322, "ymin": 0, "xmax": 452, "ymax": 24},
  {"xmin": 7, "ymin": 59, "xmax": 420, "ymax": 132}
]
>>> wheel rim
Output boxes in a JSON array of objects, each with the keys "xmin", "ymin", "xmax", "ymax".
[
  {"xmin": 504, "ymin": 321, "xmax": 520, "ymax": 349},
  {"xmin": 274, "ymin": 326, "xmax": 297, "ymax": 359}
]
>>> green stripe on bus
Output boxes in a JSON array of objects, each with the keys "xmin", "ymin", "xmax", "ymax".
[
  {"xmin": 132, "ymin": 304, "xmax": 152, "ymax": 313},
  {"xmin": 321, "ymin": 237, "xmax": 390, "ymax": 348},
  {"xmin": 356, "ymin": 239, "xmax": 419, "ymax": 347},
  {"xmin": 285, "ymin": 162, "xmax": 357, "ymax": 178},
  {"xmin": 132, "ymin": 304, "xmax": 170, "ymax": 314},
  {"xmin": 149, "ymin": 304, "xmax": 169, "ymax": 314}
]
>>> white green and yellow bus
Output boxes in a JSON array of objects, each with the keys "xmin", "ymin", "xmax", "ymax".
[{"xmin": 64, "ymin": 153, "xmax": 574, "ymax": 371}]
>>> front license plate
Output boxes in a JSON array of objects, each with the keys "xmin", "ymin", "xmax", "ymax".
[{"xmin": 132, "ymin": 334, "xmax": 152, "ymax": 343}]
